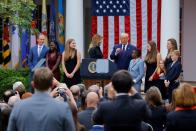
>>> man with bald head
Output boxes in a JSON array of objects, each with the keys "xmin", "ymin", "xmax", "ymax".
[
  {"xmin": 110, "ymin": 33, "xmax": 137, "ymax": 70},
  {"xmin": 28, "ymin": 33, "xmax": 49, "ymax": 93},
  {"xmin": 78, "ymin": 92, "xmax": 99, "ymax": 130}
]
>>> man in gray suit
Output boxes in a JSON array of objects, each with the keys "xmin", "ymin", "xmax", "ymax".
[{"xmin": 7, "ymin": 67, "xmax": 75, "ymax": 131}]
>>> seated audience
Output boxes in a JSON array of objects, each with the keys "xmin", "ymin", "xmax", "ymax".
[
  {"xmin": 12, "ymin": 81, "xmax": 26, "ymax": 98},
  {"xmin": 70, "ymin": 85, "xmax": 82, "ymax": 108},
  {"xmin": 7, "ymin": 67, "xmax": 75, "ymax": 131},
  {"xmin": 166, "ymin": 83, "xmax": 196, "ymax": 131},
  {"xmin": 145, "ymin": 86, "xmax": 167, "ymax": 131},
  {"xmin": 21, "ymin": 92, "xmax": 32, "ymax": 99},
  {"xmin": 78, "ymin": 92, "xmax": 99, "ymax": 130},
  {"xmin": 93, "ymin": 70, "xmax": 151, "ymax": 131}
]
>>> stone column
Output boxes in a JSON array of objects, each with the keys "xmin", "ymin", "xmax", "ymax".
[{"xmin": 161, "ymin": 0, "xmax": 180, "ymax": 58}]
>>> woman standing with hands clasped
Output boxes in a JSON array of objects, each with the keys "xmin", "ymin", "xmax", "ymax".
[
  {"xmin": 62, "ymin": 39, "xmax": 82, "ymax": 88},
  {"xmin": 144, "ymin": 41, "xmax": 162, "ymax": 92}
]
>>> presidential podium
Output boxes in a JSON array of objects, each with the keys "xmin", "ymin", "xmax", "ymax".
[{"xmin": 80, "ymin": 58, "xmax": 117, "ymax": 88}]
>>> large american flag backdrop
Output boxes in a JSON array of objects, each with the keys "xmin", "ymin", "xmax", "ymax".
[{"xmin": 91, "ymin": 0, "xmax": 162, "ymax": 58}]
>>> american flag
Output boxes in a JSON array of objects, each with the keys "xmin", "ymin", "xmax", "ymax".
[{"xmin": 92, "ymin": 0, "xmax": 161, "ymax": 58}]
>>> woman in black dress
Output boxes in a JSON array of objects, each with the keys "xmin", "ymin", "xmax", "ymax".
[
  {"xmin": 88, "ymin": 34, "xmax": 103, "ymax": 59},
  {"xmin": 62, "ymin": 39, "xmax": 81, "ymax": 88},
  {"xmin": 165, "ymin": 38, "xmax": 178, "ymax": 70},
  {"xmin": 144, "ymin": 41, "xmax": 162, "ymax": 92}
]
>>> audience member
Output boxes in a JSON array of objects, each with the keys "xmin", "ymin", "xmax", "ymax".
[
  {"xmin": 7, "ymin": 95, "xmax": 20, "ymax": 108},
  {"xmin": 93, "ymin": 70, "xmax": 151, "ymax": 131},
  {"xmin": 62, "ymin": 38, "xmax": 82, "ymax": 88},
  {"xmin": 7, "ymin": 67, "xmax": 75, "ymax": 131},
  {"xmin": 128, "ymin": 49, "xmax": 144, "ymax": 93},
  {"xmin": 88, "ymin": 34, "xmax": 103, "ymax": 59},
  {"xmin": 166, "ymin": 83, "xmax": 196, "ymax": 131},
  {"xmin": 3, "ymin": 90, "xmax": 15, "ymax": 103},
  {"xmin": 70, "ymin": 85, "xmax": 82, "ymax": 108},
  {"xmin": 78, "ymin": 92, "xmax": 99, "ymax": 130},
  {"xmin": 145, "ymin": 86, "xmax": 167, "ymax": 131},
  {"xmin": 12, "ymin": 81, "xmax": 25, "ymax": 98},
  {"xmin": 21, "ymin": 92, "xmax": 32, "ymax": 99},
  {"xmin": 110, "ymin": 33, "xmax": 137, "ymax": 70}
]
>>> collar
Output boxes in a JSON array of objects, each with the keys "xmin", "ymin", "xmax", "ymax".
[{"xmin": 116, "ymin": 93, "xmax": 129, "ymax": 96}]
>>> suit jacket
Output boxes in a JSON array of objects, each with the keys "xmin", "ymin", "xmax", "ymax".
[
  {"xmin": 128, "ymin": 58, "xmax": 144, "ymax": 83},
  {"xmin": 7, "ymin": 92, "xmax": 75, "ymax": 131},
  {"xmin": 93, "ymin": 95, "xmax": 151, "ymax": 131},
  {"xmin": 165, "ymin": 60, "xmax": 182, "ymax": 83},
  {"xmin": 110, "ymin": 44, "xmax": 136, "ymax": 70},
  {"xmin": 78, "ymin": 107, "xmax": 95, "ymax": 130},
  {"xmin": 88, "ymin": 46, "xmax": 103, "ymax": 59},
  {"xmin": 166, "ymin": 109, "xmax": 196, "ymax": 131},
  {"xmin": 28, "ymin": 45, "xmax": 48, "ymax": 71}
]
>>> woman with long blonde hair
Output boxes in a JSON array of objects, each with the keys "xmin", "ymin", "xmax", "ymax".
[
  {"xmin": 88, "ymin": 34, "xmax": 103, "ymax": 59},
  {"xmin": 62, "ymin": 39, "xmax": 81, "ymax": 87},
  {"xmin": 144, "ymin": 41, "xmax": 162, "ymax": 92}
]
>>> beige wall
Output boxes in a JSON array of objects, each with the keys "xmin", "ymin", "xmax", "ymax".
[{"xmin": 182, "ymin": 0, "xmax": 196, "ymax": 81}]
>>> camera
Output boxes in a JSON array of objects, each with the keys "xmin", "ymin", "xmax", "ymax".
[{"xmin": 57, "ymin": 87, "xmax": 67, "ymax": 101}]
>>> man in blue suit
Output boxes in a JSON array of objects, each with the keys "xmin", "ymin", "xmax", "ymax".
[
  {"xmin": 28, "ymin": 33, "xmax": 48, "ymax": 93},
  {"xmin": 110, "ymin": 33, "xmax": 137, "ymax": 70},
  {"xmin": 7, "ymin": 67, "xmax": 75, "ymax": 131}
]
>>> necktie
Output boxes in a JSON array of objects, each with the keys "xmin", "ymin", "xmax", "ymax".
[
  {"xmin": 123, "ymin": 45, "xmax": 125, "ymax": 51},
  {"xmin": 38, "ymin": 46, "xmax": 42, "ymax": 56}
]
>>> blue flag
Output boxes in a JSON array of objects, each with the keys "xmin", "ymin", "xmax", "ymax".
[{"xmin": 21, "ymin": 29, "xmax": 29, "ymax": 68}]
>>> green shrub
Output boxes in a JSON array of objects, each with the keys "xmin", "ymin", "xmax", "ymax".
[{"xmin": 0, "ymin": 69, "xmax": 30, "ymax": 100}]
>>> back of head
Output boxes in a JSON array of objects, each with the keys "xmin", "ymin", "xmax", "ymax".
[
  {"xmin": 33, "ymin": 67, "xmax": 53, "ymax": 91},
  {"xmin": 21, "ymin": 92, "xmax": 33, "ymax": 99},
  {"xmin": 8, "ymin": 95, "xmax": 20, "ymax": 107},
  {"xmin": 111, "ymin": 70, "xmax": 134, "ymax": 93},
  {"xmin": 145, "ymin": 86, "xmax": 163, "ymax": 107},
  {"xmin": 3, "ymin": 90, "xmax": 15, "ymax": 103},
  {"xmin": 88, "ymin": 84, "xmax": 99, "ymax": 93},
  {"xmin": 12, "ymin": 81, "xmax": 25, "ymax": 98},
  {"xmin": 70, "ymin": 85, "xmax": 80, "ymax": 96},
  {"xmin": 175, "ymin": 83, "xmax": 196, "ymax": 108},
  {"xmin": 86, "ymin": 92, "xmax": 99, "ymax": 108}
]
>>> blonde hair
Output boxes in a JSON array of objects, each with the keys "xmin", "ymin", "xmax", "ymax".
[
  {"xmin": 145, "ymin": 41, "xmax": 158, "ymax": 63},
  {"xmin": 88, "ymin": 34, "xmax": 102, "ymax": 52},
  {"xmin": 145, "ymin": 86, "xmax": 163, "ymax": 107},
  {"xmin": 64, "ymin": 39, "xmax": 76, "ymax": 61},
  {"xmin": 175, "ymin": 83, "xmax": 196, "ymax": 108},
  {"xmin": 172, "ymin": 50, "xmax": 180, "ymax": 57}
]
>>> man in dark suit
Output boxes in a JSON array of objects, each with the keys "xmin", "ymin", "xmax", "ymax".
[
  {"xmin": 28, "ymin": 33, "xmax": 48, "ymax": 93},
  {"xmin": 164, "ymin": 50, "xmax": 182, "ymax": 102},
  {"xmin": 7, "ymin": 67, "xmax": 75, "ymax": 131},
  {"xmin": 110, "ymin": 33, "xmax": 137, "ymax": 70},
  {"xmin": 93, "ymin": 70, "xmax": 151, "ymax": 131}
]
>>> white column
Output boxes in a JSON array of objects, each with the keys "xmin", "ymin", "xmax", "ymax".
[
  {"xmin": 66, "ymin": 0, "xmax": 84, "ymax": 58},
  {"xmin": 161, "ymin": 0, "xmax": 180, "ymax": 58}
]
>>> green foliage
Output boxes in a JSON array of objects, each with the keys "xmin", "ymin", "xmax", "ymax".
[
  {"xmin": 0, "ymin": 0, "xmax": 36, "ymax": 28},
  {"xmin": 0, "ymin": 68, "xmax": 30, "ymax": 100}
]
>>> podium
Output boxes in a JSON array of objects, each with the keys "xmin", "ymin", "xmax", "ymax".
[{"xmin": 80, "ymin": 58, "xmax": 117, "ymax": 88}]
